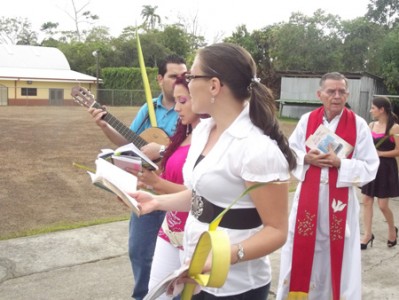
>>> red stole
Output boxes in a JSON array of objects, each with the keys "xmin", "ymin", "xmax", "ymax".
[{"xmin": 288, "ymin": 107, "xmax": 356, "ymax": 300}]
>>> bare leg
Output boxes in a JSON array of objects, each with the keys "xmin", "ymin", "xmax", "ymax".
[
  {"xmin": 361, "ymin": 195, "xmax": 374, "ymax": 243},
  {"xmin": 377, "ymin": 198, "xmax": 396, "ymax": 241}
]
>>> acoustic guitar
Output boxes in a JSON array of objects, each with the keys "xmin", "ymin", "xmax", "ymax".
[{"xmin": 71, "ymin": 86, "xmax": 170, "ymax": 149}]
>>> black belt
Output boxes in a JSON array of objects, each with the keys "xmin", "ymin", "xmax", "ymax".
[{"xmin": 191, "ymin": 191, "xmax": 262, "ymax": 230}]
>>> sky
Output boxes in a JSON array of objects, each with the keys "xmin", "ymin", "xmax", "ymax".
[{"xmin": 2, "ymin": 0, "xmax": 371, "ymax": 43}]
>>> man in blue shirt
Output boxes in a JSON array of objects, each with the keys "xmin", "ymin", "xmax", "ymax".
[{"xmin": 88, "ymin": 54, "xmax": 186, "ymax": 299}]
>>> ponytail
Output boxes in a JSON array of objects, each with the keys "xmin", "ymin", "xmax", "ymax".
[{"xmin": 249, "ymin": 81, "xmax": 297, "ymax": 171}]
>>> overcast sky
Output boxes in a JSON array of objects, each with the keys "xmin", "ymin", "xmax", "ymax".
[{"xmin": 2, "ymin": 0, "xmax": 371, "ymax": 43}]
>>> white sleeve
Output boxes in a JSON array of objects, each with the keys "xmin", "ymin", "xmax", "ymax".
[
  {"xmin": 288, "ymin": 113, "xmax": 311, "ymax": 181},
  {"xmin": 337, "ymin": 116, "xmax": 379, "ymax": 187},
  {"xmin": 240, "ymin": 135, "xmax": 291, "ymax": 183}
]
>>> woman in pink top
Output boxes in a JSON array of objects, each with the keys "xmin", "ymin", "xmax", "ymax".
[
  {"xmin": 360, "ymin": 96, "xmax": 399, "ymax": 249},
  {"xmin": 136, "ymin": 74, "xmax": 201, "ymax": 299}
]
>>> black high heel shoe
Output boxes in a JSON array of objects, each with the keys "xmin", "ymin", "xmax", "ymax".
[
  {"xmin": 387, "ymin": 227, "xmax": 398, "ymax": 248},
  {"xmin": 361, "ymin": 234, "xmax": 375, "ymax": 250}
]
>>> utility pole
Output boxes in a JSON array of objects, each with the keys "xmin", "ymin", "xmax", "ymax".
[{"xmin": 92, "ymin": 50, "xmax": 99, "ymax": 92}]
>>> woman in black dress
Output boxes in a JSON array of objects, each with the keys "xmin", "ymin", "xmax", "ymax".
[{"xmin": 361, "ymin": 96, "xmax": 399, "ymax": 249}]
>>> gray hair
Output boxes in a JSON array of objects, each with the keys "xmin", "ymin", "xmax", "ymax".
[{"xmin": 319, "ymin": 72, "xmax": 348, "ymax": 88}]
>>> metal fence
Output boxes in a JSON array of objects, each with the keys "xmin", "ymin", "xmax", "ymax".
[
  {"xmin": 97, "ymin": 89, "xmax": 161, "ymax": 106},
  {"xmin": 1, "ymin": 87, "xmax": 162, "ymax": 106}
]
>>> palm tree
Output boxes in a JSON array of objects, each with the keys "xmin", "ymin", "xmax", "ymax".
[{"xmin": 141, "ymin": 5, "xmax": 161, "ymax": 31}]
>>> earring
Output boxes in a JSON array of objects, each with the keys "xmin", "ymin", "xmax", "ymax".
[{"xmin": 211, "ymin": 97, "xmax": 215, "ymax": 104}]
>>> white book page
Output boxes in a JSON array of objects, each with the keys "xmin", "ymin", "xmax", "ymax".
[
  {"xmin": 144, "ymin": 264, "xmax": 189, "ymax": 300},
  {"xmin": 95, "ymin": 158, "xmax": 137, "ymax": 194},
  {"xmin": 89, "ymin": 158, "xmax": 140, "ymax": 214},
  {"xmin": 115, "ymin": 143, "xmax": 159, "ymax": 170}
]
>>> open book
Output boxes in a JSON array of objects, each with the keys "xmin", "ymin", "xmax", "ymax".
[
  {"xmin": 87, "ymin": 158, "xmax": 140, "ymax": 216},
  {"xmin": 144, "ymin": 264, "xmax": 189, "ymax": 300},
  {"xmin": 305, "ymin": 124, "xmax": 354, "ymax": 159},
  {"xmin": 99, "ymin": 143, "xmax": 158, "ymax": 171}
]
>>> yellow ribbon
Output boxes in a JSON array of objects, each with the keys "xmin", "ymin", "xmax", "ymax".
[
  {"xmin": 181, "ymin": 183, "xmax": 265, "ymax": 299},
  {"xmin": 72, "ymin": 162, "xmax": 95, "ymax": 173},
  {"xmin": 180, "ymin": 230, "xmax": 230, "ymax": 299},
  {"xmin": 287, "ymin": 292, "xmax": 309, "ymax": 299},
  {"xmin": 375, "ymin": 133, "xmax": 399, "ymax": 149},
  {"xmin": 136, "ymin": 30, "xmax": 157, "ymax": 127}
]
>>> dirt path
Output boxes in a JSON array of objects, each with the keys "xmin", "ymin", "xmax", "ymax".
[
  {"xmin": 0, "ymin": 106, "xmax": 139, "ymax": 238},
  {"xmin": 0, "ymin": 106, "xmax": 297, "ymax": 239}
]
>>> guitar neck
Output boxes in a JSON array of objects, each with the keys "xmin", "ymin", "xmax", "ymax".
[{"xmin": 92, "ymin": 103, "xmax": 148, "ymax": 148}]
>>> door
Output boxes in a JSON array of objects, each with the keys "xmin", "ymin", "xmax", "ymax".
[
  {"xmin": 49, "ymin": 88, "xmax": 64, "ymax": 105},
  {"xmin": 0, "ymin": 85, "xmax": 7, "ymax": 105}
]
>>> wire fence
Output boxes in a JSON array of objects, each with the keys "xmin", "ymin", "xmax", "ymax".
[
  {"xmin": 97, "ymin": 89, "xmax": 161, "ymax": 106},
  {"xmin": 0, "ymin": 87, "xmax": 161, "ymax": 107}
]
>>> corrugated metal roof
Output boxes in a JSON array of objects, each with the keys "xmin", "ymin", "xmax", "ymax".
[{"xmin": 0, "ymin": 44, "xmax": 97, "ymax": 83}]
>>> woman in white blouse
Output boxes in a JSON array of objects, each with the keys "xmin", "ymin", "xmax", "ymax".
[{"xmin": 132, "ymin": 43, "xmax": 297, "ymax": 299}]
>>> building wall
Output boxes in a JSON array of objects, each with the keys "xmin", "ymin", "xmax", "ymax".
[
  {"xmin": 278, "ymin": 75, "xmax": 384, "ymax": 120},
  {"xmin": 280, "ymin": 77, "xmax": 320, "ymax": 101},
  {"xmin": 0, "ymin": 80, "xmax": 95, "ymax": 106},
  {"xmin": 358, "ymin": 76, "xmax": 386, "ymax": 123}
]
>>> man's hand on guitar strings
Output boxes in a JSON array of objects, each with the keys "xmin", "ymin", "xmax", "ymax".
[{"xmin": 88, "ymin": 107, "xmax": 108, "ymax": 128}]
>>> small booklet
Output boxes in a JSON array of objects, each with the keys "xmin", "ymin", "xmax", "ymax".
[
  {"xmin": 144, "ymin": 264, "xmax": 189, "ymax": 300},
  {"xmin": 111, "ymin": 155, "xmax": 142, "ymax": 172},
  {"xmin": 87, "ymin": 158, "xmax": 140, "ymax": 215},
  {"xmin": 102, "ymin": 143, "xmax": 159, "ymax": 171},
  {"xmin": 305, "ymin": 124, "xmax": 354, "ymax": 159}
]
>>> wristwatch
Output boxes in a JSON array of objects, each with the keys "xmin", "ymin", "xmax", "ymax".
[
  {"xmin": 159, "ymin": 145, "xmax": 166, "ymax": 158},
  {"xmin": 236, "ymin": 243, "xmax": 244, "ymax": 263}
]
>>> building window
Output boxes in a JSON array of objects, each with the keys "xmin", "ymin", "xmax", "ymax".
[{"xmin": 21, "ymin": 88, "xmax": 37, "ymax": 96}]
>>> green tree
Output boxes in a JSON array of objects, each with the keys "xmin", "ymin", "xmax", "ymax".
[
  {"xmin": 224, "ymin": 25, "xmax": 281, "ymax": 95},
  {"xmin": 137, "ymin": 32, "xmax": 171, "ymax": 67},
  {"xmin": 0, "ymin": 17, "xmax": 38, "ymax": 45},
  {"xmin": 379, "ymin": 26, "xmax": 399, "ymax": 93},
  {"xmin": 159, "ymin": 25, "xmax": 192, "ymax": 58},
  {"xmin": 58, "ymin": 0, "xmax": 99, "ymax": 42},
  {"xmin": 141, "ymin": 5, "xmax": 161, "ymax": 31},
  {"xmin": 341, "ymin": 17, "xmax": 385, "ymax": 72},
  {"xmin": 224, "ymin": 25, "xmax": 257, "ymax": 55},
  {"xmin": 251, "ymin": 28, "xmax": 281, "ymax": 96},
  {"xmin": 58, "ymin": 42, "xmax": 94, "ymax": 74},
  {"xmin": 85, "ymin": 26, "xmax": 112, "ymax": 43},
  {"xmin": 111, "ymin": 27, "xmax": 170, "ymax": 69},
  {"xmin": 269, "ymin": 10, "xmax": 343, "ymax": 72},
  {"xmin": 110, "ymin": 29, "xmax": 138, "ymax": 67},
  {"xmin": 172, "ymin": 12, "xmax": 207, "ymax": 50},
  {"xmin": 40, "ymin": 22, "xmax": 60, "ymax": 44},
  {"xmin": 366, "ymin": 0, "xmax": 399, "ymax": 28}
]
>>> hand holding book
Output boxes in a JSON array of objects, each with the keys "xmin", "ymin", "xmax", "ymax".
[
  {"xmin": 73, "ymin": 142, "xmax": 160, "ymax": 215},
  {"xmin": 305, "ymin": 124, "xmax": 353, "ymax": 159}
]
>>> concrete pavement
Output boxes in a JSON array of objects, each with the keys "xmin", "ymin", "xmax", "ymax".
[
  {"xmin": 0, "ymin": 192, "xmax": 398, "ymax": 300},
  {"xmin": 0, "ymin": 221, "xmax": 133, "ymax": 300}
]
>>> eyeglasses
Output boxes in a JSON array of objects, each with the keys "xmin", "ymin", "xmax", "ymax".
[
  {"xmin": 184, "ymin": 73, "xmax": 214, "ymax": 83},
  {"xmin": 323, "ymin": 89, "xmax": 348, "ymax": 97}
]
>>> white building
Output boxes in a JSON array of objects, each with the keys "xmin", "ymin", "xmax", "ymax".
[{"xmin": 0, "ymin": 45, "xmax": 97, "ymax": 106}]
